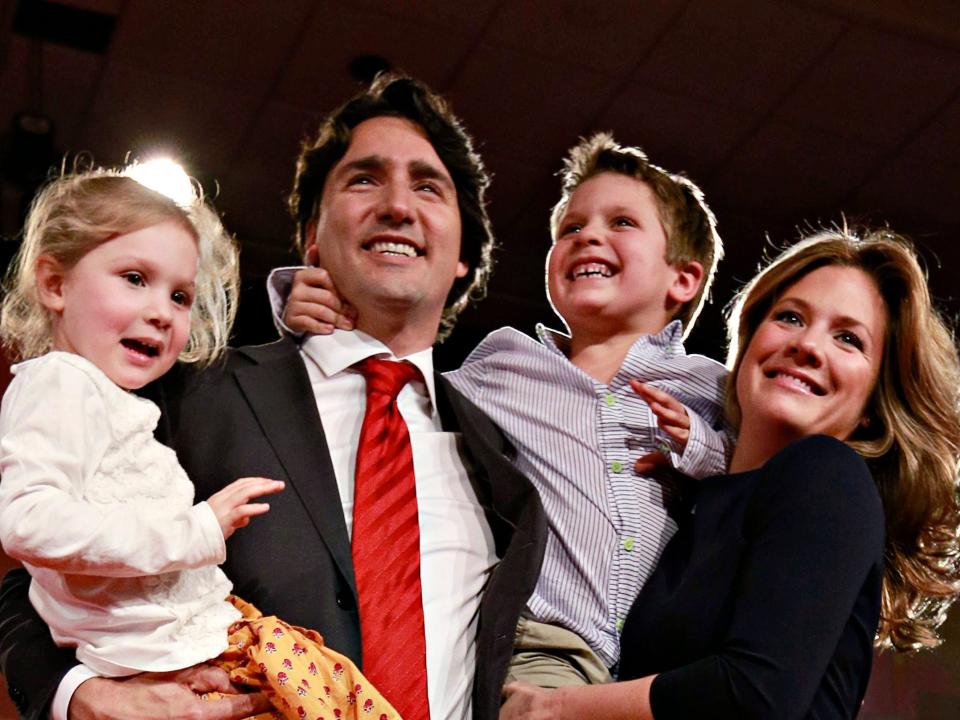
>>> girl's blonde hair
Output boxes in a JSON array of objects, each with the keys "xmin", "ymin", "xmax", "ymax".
[
  {"xmin": 1, "ymin": 169, "xmax": 239, "ymax": 366},
  {"xmin": 726, "ymin": 228, "xmax": 960, "ymax": 651}
]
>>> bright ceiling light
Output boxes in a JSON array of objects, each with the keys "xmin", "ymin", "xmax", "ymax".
[{"xmin": 125, "ymin": 157, "xmax": 195, "ymax": 207}]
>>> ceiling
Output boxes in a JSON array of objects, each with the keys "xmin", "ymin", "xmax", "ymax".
[{"xmin": 1, "ymin": 0, "xmax": 958, "ymax": 368}]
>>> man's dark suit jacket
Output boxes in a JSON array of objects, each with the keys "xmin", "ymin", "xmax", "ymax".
[{"xmin": 0, "ymin": 339, "xmax": 547, "ymax": 720}]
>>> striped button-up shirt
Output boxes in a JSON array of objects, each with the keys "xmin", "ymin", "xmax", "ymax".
[{"xmin": 444, "ymin": 321, "xmax": 728, "ymax": 668}]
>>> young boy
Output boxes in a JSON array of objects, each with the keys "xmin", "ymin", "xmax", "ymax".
[{"xmin": 271, "ymin": 133, "xmax": 727, "ymax": 686}]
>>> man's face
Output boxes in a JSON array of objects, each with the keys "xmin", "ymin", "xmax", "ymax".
[{"xmin": 306, "ymin": 116, "xmax": 467, "ymax": 337}]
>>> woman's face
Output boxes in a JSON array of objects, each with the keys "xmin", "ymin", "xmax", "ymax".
[{"xmin": 735, "ymin": 265, "xmax": 887, "ymax": 445}]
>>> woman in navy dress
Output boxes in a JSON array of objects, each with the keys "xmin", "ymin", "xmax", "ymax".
[{"xmin": 501, "ymin": 229, "xmax": 960, "ymax": 719}]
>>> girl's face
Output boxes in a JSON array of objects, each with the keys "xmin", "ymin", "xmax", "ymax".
[
  {"xmin": 42, "ymin": 220, "xmax": 198, "ymax": 390},
  {"xmin": 735, "ymin": 265, "xmax": 887, "ymax": 447}
]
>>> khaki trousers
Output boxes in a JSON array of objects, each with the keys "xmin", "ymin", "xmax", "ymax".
[{"xmin": 504, "ymin": 616, "xmax": 613, "ymax": 688}]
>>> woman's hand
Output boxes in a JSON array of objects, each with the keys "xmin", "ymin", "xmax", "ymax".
[
  {"xmin": 284, "ymin": 258, "xmax": 357, "ymax": 335},
  {"xmin": 500, "ymin": 682, "xmax": 564, "ymax": 720},
  {"xmin": 206, "ymin": 478, "xmax": 285, "ymax": 540},
  {"xmin": 502, "ymin": 678, "xmax": 655, "ymax": 720}
]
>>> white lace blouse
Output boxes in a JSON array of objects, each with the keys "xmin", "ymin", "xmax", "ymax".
[{"xmin": 0, "ymin": 352, "xmax": 240, "ymax": 676}]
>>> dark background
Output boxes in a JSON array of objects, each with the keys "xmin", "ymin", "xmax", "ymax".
[{"xmin": 0, "ymin": 1, "xmax": 958, "ymax": 717}]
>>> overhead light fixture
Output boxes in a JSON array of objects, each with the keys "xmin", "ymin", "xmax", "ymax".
[{"xmin": 125, "ymin": 158, "xmax": 196, "ymax": 207}]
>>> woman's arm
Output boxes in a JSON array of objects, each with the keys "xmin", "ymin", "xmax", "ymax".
[
  {"xmin": 501, "ymin": 436, "xmax": 884, "ymax": 720},
  {"xmin": 646, "ymin": 435, "xmax": 884, "ymax": 718}
]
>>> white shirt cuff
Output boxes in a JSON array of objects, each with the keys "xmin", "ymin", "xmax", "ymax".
[
  {"xmin": 266, "ymin": 266, "xmax": 305, "ymax": 338},
  {"xmin": 196, "ymin": 501, "xmax": 228, "ymax": 565},
  {"xmin": 51, "ymin": 664, "xmax": 98, "ymax": 720}
]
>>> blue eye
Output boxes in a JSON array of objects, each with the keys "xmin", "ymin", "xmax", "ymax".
[
  {"xmin": 773, "ymin": 310, "xmax": 802, "ymax": 325},
  {"xmin": 836, "ymin": 330, "xmax": 864, "ymax": 351}
]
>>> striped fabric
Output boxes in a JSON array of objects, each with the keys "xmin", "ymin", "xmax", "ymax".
[
  {"xmin": 352, "ymin": 358, "xmax": 429, "ymax": 719},
  {"xmin": 444, "ymin": 321, "xmax": 728, "ymax": 669}
]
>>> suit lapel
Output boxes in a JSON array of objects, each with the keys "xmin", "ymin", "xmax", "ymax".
[
  {"xmin": 234, "ymin": 341, "xmax": 356, "ymax": 593},
  {"xmin": 435, "ymin": 372, "xmax": 547, "ymax": 720},
  {"xmin": 435, "ymin": 373, "xmax": 531, "ymax": 554}
]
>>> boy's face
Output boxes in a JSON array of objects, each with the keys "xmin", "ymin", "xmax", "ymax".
[{"xmin": 547, "ymin": 172, "xmax": 690, "ymax": 337}]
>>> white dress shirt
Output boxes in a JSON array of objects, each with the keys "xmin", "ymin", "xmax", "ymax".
[
  {"xmin": 50, "ymin": 332, "xmax": 497, "ymax": 720},
  {"xmin": 299, "ymin": 329, "xmax": 497, "ymax": 720}
]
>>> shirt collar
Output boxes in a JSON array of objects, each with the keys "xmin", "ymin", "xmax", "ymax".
[
  {"xmin": 535, "ymin": 324, "xmax": 572, "ymax": 357},
  {"xmin": 300, "ymin": 329, "xmax": 439, "ymax": 410},
  {"xmin": 535, "ymin": 319, "xmax": 687, "ymax": 360}
]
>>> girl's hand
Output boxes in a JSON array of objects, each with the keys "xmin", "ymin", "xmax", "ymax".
[
  {"xmin": 285, "ymin": 262, "xmax": 357, "ymax": 335},
  {"xmin": 500, "ymin": 683, "xmax": 564, "ymax": 720},
  {"xmin": 630, "ymin": 380, "xmax": 690, "ymax": 475},
  {"xmin": 207, "ymin": 478, "xmax": 284, "ymax": 540}
]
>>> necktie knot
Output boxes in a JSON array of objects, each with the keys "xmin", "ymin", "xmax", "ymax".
[{"xmin": 355, "ymin": 357, "xmax": 422, "ymax": 400}]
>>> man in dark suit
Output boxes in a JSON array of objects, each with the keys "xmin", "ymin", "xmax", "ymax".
[{"xmin": 0, "ymin": 75, "xmax": 546, "ymax": 720}]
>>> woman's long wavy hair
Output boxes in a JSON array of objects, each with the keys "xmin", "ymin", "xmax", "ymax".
[
  {"xmin": 726, "ymin": 228, "xmax": 960, "ymax": 651},
  {"xmin": 1, "ymin": 168, "xmax": 239, "ymax": 366}
]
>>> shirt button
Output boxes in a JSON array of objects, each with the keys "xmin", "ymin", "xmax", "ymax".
[
  {"xmin": 623, "ymin": 537, "xmax": 634, "ymax": 552},
  {"xmin": 616, "ymin": 618, "xmax": 625, "ymax": 632},
  {"xmin": 604, "ymin": 393, "xmax": 616, "ymax": 407},
  {"xmin": 611, "ymin": 460, "xmax": 623, "ymax": 473}
]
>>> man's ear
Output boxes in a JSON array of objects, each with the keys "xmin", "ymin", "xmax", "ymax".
[
  {"xmin": 35, "ymin": 255, "xmax": 67, "ymax": 313},
  {"xmin": 667, "ymin": 260, "xmax": 703, "ymax": 305}
]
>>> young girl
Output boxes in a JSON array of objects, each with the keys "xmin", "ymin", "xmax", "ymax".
[{"xmin": 0, "ymin": 169, "xmax": 400, "ymax": 720}]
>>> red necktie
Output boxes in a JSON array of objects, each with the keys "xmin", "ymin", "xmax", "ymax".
[{"xmin": 352, "ymin": 357, "xmax": 430, "ymax": 719}]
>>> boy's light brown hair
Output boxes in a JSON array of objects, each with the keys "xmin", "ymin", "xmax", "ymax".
[{"xmin": 550, "ymin": 133, "xmax": 722, "ymax": 336}]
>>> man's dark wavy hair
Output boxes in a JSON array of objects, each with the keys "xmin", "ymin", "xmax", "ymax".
[{"xmin": 288, "ymin": 74, "xmax": 494, "ymax": 340}]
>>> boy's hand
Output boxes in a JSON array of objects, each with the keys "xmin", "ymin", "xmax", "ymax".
[
  {"xmin": 284, "ymin": 263, "xmax": 357, "ymax": 335},
  {"xmin": 630, "ymin": 380, "xmax": 690, "ymax": 474},
  {"xmin": 207, "ymin": 478, "xmax": 284, "ymax": 540}
]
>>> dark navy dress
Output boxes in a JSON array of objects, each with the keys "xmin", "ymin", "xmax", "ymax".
[{"xmin": 619, "ymin": 435, "xmax": 885, "ymax": 719}]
